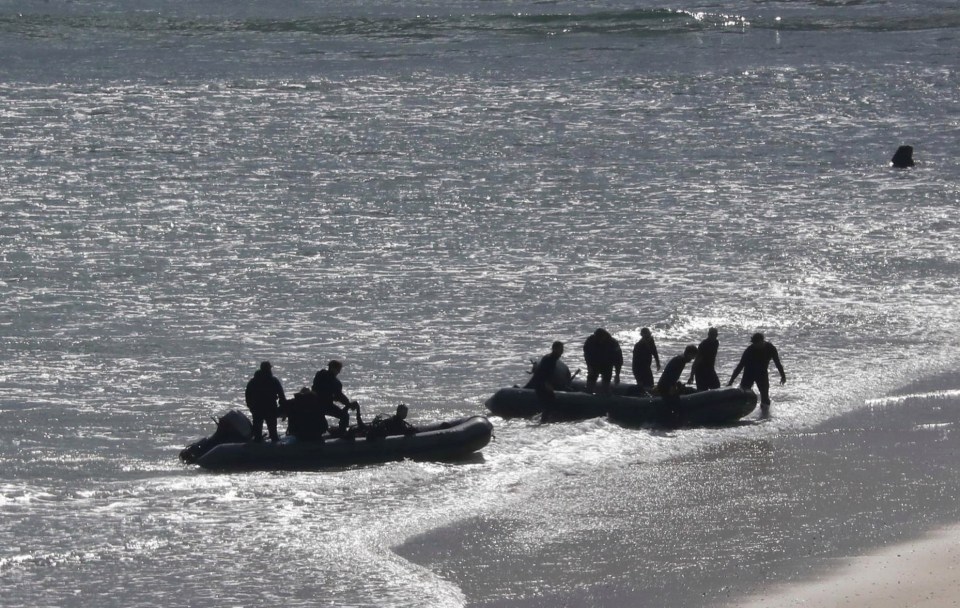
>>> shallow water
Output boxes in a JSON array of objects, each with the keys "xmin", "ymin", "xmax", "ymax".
[
  {"xmin": 2, "ymin": 1, "xmax": 960, "ymax": 606},
  {"xmin": 400, "ymin": 378, "xmax": 960, "ymax": 607}
]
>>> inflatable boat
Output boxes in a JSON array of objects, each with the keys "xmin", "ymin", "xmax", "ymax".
[
  {"xmin": 180, "ymin": 411, "xmax": 494, "ymax": 471},
  {"xmin": 486, "ymin": 386, "xmax": 757, "ymax": 425},
  {"xmin": 605, "ymin": 387, "xmax": 758, "ymax": 427}
]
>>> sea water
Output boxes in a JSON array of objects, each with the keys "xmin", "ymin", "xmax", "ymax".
[{"xmin": 1, "ymin": 1, "xmax": 959, "ymax": 606}]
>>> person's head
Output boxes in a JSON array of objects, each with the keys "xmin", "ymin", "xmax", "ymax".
[
  {"xmin": 891, "ymin": 145, "xmax": 914, "ymax": 168},
  {"xmin": 259, "ymin": 361, "xmax": 273, "ymax": 374},
  {"xmin": 683, "ymin": 345, "xmax": 699, "ymax": 361},
  {"xmin": 396, "ymin": 403, "xmax": 409, "ymax": 419},
  {"xmin": 551, "ymin": 341, "xmax": 564, "ymax": 356},
  {"xmin": 594, "ymin": 328, "xmax": 609, "ymax": 338},
  {"xmin": 708, "ymin": 327, "xmax": 718, "ymax": 338},
  {"xmin": 751, "ymin": 332, "xmax": 765, "ymax": 345},
  {"xmin": 328, "ymin": 360, "xmax": 343, "ymax": 375},
  {"xmin": 640, "ymin": 327, "xmax": 651, "ymax": 338}
]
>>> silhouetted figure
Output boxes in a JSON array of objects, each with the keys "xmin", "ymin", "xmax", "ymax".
[
  {"xmin": 632, "ymin": 327, "xmax": 661, "ymax": 389},
  {"xmin": 687, "ymin": 328, "xmax": 721, "ymax": 391},
  {"xmin": 312, "ymin": 360, "xmax": 358, "ymax": 433},
  {"xmin": 366, "ymin": 404, "xmax": 418, "ymax": 441},
  {"xmin": 891, "ymin": 145, "xmax": 914, "ymax": 168},
  {"xmin": 283, "ymin": 387, "xmax": 325, "ymax": 440},
  {"xmin": 244, "ymin": 361, "xmax": 286, "ymax": 442},
  {"xmin": 524, "ymin": 341, "xmax": 565, "ymax": 400},
  {"xmin": 583, "ymin": 328, "xmax": 623, "ymax": 394},
  {"xmin": 728, "ymin": 332, "xmax": 786, "ymax": 413},
  {"xmin": 657, "ymin": 345, "xmax": 698, "ymax": 397}
]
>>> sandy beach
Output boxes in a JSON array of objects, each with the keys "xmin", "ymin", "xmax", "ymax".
[
  {"xmin": 737, "ymin": 524, "xmax": 960, "ymax": 608},
  {"xmin": 398, "ymin": 373, "xmax": 960, "ymax": 607}
]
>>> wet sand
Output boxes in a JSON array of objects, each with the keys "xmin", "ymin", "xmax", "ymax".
[
  {"xmin": 737, "ymin": 523, "xmax": 960, "ymax": 607},
  {"xmin": 397, "ymin": 372, "xmax": 960, "ymax": 607}
]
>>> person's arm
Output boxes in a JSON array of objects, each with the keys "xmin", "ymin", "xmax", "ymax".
[
  {"xmin": 274, "ymin": 379, "xmax": 287, "ymax": 404},
  {"xmin": 652, "ymin": 340, "xmax": 661, "ymax": 370},
  {"xmin": 614, "ymin": 345, "xmax": 622, "ymax": 383},
  {"xmin": 524, "ymin": 357, "xmax": 539, "ymax": 388},
  {"xmin": 686, "ymin": 357, "xmax": 698, "ymax": 384},
  {"xmin": 771, "ymin": 345, "xmax": 786, "ymax": 384},
  {"xmin": 244, "ymin": 381, "xmax": 253, "ymax": 408},
  {"xmin": 333, "ymin": 379, "xmax": 351, "ymax": 407},
  {"xmin": 728, "ymin": 351, "xmax": 747, "ymax": 386}
]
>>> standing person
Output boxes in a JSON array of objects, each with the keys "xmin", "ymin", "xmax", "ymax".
[
  {"xmin": 687, "ymin": 328, "xmax": 721, "ymax": 391},
  {"xmin": 728, "ymin": 332, "xmax": 787, "ymax": 413},
  {"xmin": 524, "ymin": 341, "xmax": 566, "ymax": 400},
  {"xmin": 244, "ymin": 361, "xmax": 286, "ymax": 442},
  {"xmin": 312, "ymin": 360, "xmax": 358, "ymax": 433},
  {"xmin": 583, "ymin": 328, "xmax": 623, "ymax": 394},
  {"xmin": 657, "ymin": 345, "xmax": 698, "ymax": 397},
  {"xmin": 632, "ymin": 327, "xmax": 661, "ymax": 389}
]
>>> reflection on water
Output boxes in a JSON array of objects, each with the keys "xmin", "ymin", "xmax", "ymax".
[{"xmin": 2, "ymin": 0, "xmax": 960, "ymax": 605}]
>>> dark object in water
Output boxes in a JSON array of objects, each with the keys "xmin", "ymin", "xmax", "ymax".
[
  {"xmin": 486, "ymin": 385, "xmax": 756, "ymax": 426},
  {"xmin": 891, "ymin": 145, "xmax": 914, "ymax": 168},
  {"xmin": 180, "ymin": 410, "xmax": 494, "ymax": 471}
]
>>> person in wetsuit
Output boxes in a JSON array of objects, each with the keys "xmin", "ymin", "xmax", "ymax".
[
  {"xmin": 524, "ymin": 341, "xmax": 565, "ymax": 400},
  {"xmin": 283, "ymin": 387, "xmax": 324, "ymax": 440},
  {"xmin": 244, "ymin": 361, "xmax": 286, "ymax": 442},
  {"xmin": 632, "ymin": 327, "xmax": 661, "ymax": 389},
  {"xmin": 728, "ymin": 332, "xmax": 787, "ymax": 413},
  {"xmin": 657, "ymin": 345, "xmax": 698, "ymax": 397},
  {"xmin": 687, "ymin": 327, "xmax": 721, "ymax": 391},
  {"xmin": 583, "ymin": 328, "xmax": 623, "ymax": 394},
  {"xmin": 366, "ymin": 404, "xmax": 418, "ymax": 441},
  {"xmin": 311, "ymin": 360, "xmax": 358, "ymax": 434}
]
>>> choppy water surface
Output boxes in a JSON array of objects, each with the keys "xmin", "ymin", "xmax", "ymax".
[{"xmin": 1, "ymin": 1, "xmax": 959, "ymax": 606}]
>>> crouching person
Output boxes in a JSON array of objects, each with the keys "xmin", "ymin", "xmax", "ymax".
[
  {"xmin": 284, "ymin": 387, "xmax": 361, "ymax": 441},
  {"xmin": 283, "ymin": 388, "xmax": 324, "ymax": 440},
  {"xmin": 366, "ymin": 404, "xmax": 418, "ymax": 441}
]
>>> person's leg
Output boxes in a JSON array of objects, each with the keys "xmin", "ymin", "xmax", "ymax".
[
  {"xmin": 265, "ymin": 413, "xmax": 280, "ymax": 441},
  {"xmin": 600, "ymin": 366, "xmax": 613, "ymax": 394},
  {"xmin": 756, "ymin": 374, "xmax": 771, "ymax": 409},
  {"xmin": 703, "ymin": 368, "xmax": 721, "ymax": 390},
  {"xmin": 586, "ymin": 367, "xmax": 599, "ymax": 393},
  {"xmin": 535, "ymin": 384, "xmax": 556, "ymax": 401},
  {"xmin": 639, "ymin": 366, "xmax": 654, "ymax": 389},
  {"xmin": 250, "ymin": 411, "xmax": 265, "ymax": 441}
]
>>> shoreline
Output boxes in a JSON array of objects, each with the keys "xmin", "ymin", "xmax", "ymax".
[
  {"xmin": 396, "ymin": 372, "xmax": 960, "ymax": 607},
  {"xmin": 733, "ymin": 373, "xmax": 960, "ymax": 608},
  {"xmin": 735, "ymin": 524, "xmax": 960, "ymax": 608}
]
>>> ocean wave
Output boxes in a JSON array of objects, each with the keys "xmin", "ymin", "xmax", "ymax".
[
  {"xmin": 0, "ymin": 10, "xmax": 744, "ymax": 40},
  {"xmin": 3, "ymin": 8, "xmax": 960, "ymax": 40}
]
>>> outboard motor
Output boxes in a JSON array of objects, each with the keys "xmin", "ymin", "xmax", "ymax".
[{"xmin": 179, "ymin": 410, "xmax": 254, "ymax": 464}]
